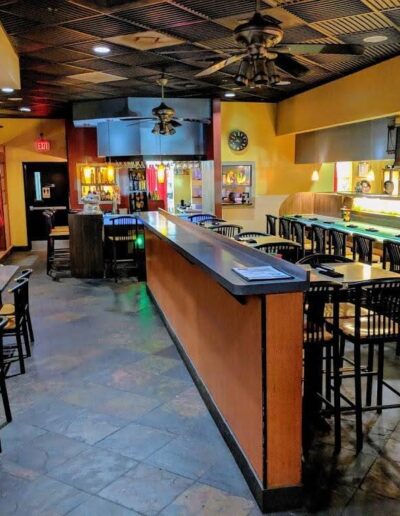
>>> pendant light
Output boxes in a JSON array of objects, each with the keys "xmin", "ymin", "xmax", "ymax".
[{"xmin": 157, "ymin": 162, "xmax": 166, "ymax": 184}]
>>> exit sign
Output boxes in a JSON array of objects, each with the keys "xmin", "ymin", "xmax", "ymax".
[{"xmin": 35, "ymin": 138, "xmax": 51, "ymax": 152}]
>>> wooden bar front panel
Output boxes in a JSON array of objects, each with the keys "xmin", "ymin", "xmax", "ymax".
[
  {"xmin": 145, "ymin": 229, "xmax": 263, "ymax": 479},
  {"xmin": 265, "ymin": 293, "xmax": 303, "ymax": 488}
]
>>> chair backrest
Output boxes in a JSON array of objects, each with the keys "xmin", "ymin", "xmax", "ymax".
[
  {"xmin": 188, "ymin": 213, "xmax": 215, "ymax": 223},
  {"xmin": 329, "ymin": 229, "xmax": 347, "ymax": 257},
  {"xmin": 311, "ymin": 224, "xmax": 327, "ymax": 254},
  {"xmin": 297, "ymin": 253, "xmax": 353, "ymax": 266},
  {"xmin": 291, "ymin": 220, "xmax": 308, "ymax": 257},
  {"xmin": 210, "ymin": 224, "xmax": 242, "ymax": 238},
  {"xmin": 348, "ymin": 279, "xmax": 400, "ymax": 339},
  {"xmin": 266, "ymin": 214, "xmax": 277, "ymax": 236},
  {"xmin": 383, "ymin": 240, "xmax": 400, "ymax": 272},
  {"xmin": 109, "ymin": 217, "xmax": 138, "ymax": 241},
  {"xmin": 234, "ymin": 231, "xmax": 268, "ymax": 240},
  {"xmin": 197, "ymin": 217, "xmax": 225, "ymax": 226},
  {"xmin": 279, "ymin": 217, "xmax": 292, "ymax": 239},
  {"xmin": 8, "ymin": 279, "xmax": 29, "ymax": 323},
  {"xmin": 304, "ymin": 281, "xmax": 340, "ymax": 344},
  {"xmin": 352, "ymin": 234, "xmax": 375, "ymax": 264},
  {"xmin": 254, "ymin": 242, "xmax": 299, "ymax": 263}
]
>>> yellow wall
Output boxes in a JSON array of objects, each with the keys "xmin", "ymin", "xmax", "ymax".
[
  {"xmin": 173, "ymin": 174, "xmax": 191, "ymax": 207},
  {"xmin": 221, "ymin": 102, "xmax": 334, "ymax": 229},
  {"xmin": 277, "ymin": 56, "xmax": 400, "ymax": 135},
  {"xmin": 221, "ymin": 102, "xmax": 333, "ymax": 196},
  {"xmin": 3, "ymin": 119, "xmax": 67, "ymax": 247}
]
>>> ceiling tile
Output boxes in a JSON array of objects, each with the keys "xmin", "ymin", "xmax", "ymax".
[
  {"xmin": 23, "ymin": 26, "xmax": 96, "ymax": 45},
  {"xmin": 63, "ymin": 15, "xmax": 140, "ymax": 37},
  {"xmin": 115, "ymin": 3, "xmax": 204, "ymax": 29},
  {"xmin": 0, "ymin": 0, "xmax": 98, "ymax": 23},
  {"xmin": 169, "ymin": 21, "xmax": 233, "ymax": 42},
  {"xmin": 283, "ymin": 0, "xmax": 371, "ymax": 23},
  {"xmin": 170, "ymin": 0, "xmax": 257, "ymax": 19}
]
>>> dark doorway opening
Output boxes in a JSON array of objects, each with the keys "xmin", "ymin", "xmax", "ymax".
[{"xmin": 23, "ymin": 162, "xmax": 69, "ymax": 245}]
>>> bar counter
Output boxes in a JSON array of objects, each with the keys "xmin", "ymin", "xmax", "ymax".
[{"xmin": 140, "ymin": 211, "xmax": 309, "ymax": 512}]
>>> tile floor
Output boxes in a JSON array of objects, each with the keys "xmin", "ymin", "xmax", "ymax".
[{"xmin": 0, "ymin": 250, "xmax": 399, "ymax": 515}]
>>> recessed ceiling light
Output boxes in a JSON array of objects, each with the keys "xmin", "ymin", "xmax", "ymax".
[
  {"xmin": 93, "ymin": 45, "xmax": 111, "ymax": 54},
  {"xmin": 224, "ymin": 92, "xmax": 236, "ymax": 98},
  {"xmin": 19, "ymin": 106, "xmax": 31, "ymax": 112},
  {"xmin": 276, "ymin": 80, "xmax": 291, "ymax": 86},
  {"xmin": 9, "ymin": 97, "xmax": 23, "ymax": 101},
  {"xmin": 1, "ymin": 87, "xmax": 14, "ymax": 93},
  {"xmin": 363, "ymin": 35, "xmax": 388, "ymax": 43}
]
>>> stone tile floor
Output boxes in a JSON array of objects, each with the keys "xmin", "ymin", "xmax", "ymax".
[{"xmin": 0, "ymin": 250, "xmax": 399, "ymax": 515}]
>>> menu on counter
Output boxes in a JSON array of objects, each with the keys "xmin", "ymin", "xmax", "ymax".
[{"xmin": 232, "ymin": 266, "xmax": 293, "ymax": 281}]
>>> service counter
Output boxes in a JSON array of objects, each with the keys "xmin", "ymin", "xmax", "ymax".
[{"xmin": 140, "ymin": 211, "xmax": 309, "ymax": 512}]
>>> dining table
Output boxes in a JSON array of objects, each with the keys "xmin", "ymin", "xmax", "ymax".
[
  {"xmin": 235, "ymin": 234, "xmax": 301, "ymax": 248},
  {"xmin": 285, "ymin": 214, "xmax": 400, "ymax": 244},
  {"xmin": 298, "ymin": 261, "xmax": 400, "ymax": 286},
  {"xmin": 0, "ymin": 265, "xmax": 20, "ymax": 293}
]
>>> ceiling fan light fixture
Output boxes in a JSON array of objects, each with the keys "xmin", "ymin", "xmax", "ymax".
[
  {"xmin": 253, "ymin": 58, "xmax": 268, "ymax": 85},
  {"xmin": 234, "ymin": 59, "xmax": 252, "ymax": 87},
  {"xmin": 265, "ymin": 60, "xmax": 279, "ymax": 85}
]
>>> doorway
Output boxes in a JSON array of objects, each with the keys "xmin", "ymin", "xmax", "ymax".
[{"xmin": 23, "ymin": 162, "xmax": 69, "ymax": 243}]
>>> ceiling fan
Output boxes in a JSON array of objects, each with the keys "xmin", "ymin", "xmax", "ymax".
[
  {"xmin": 123, "ymin": 77, "xmax": 210, "ymax": 135},
  {"xmin": 161, "ymin": 0, "xmax": 365, "ymax": 88}
]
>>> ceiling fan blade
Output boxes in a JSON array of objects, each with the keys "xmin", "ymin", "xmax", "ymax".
[
  {"xmin": 275, "ymin": 54, "xmax": 309, "ymax": 77},
  {"xmin": 159, "ymin": 48, "xmax": 242, "ymax": 54},
  {"xmin": 122, "ymin": 117, "xmax": 155, "ymax": 121},
  {"xmin": 195, "ymin": 54, "xmax": 247, "ymax": 77},
  {"xmin": 170, "ymin": 120, "xmax": 182, "ymax": 127},
  {"xmin": 275, "ymin": 43, "xmax": 365, "ymax": 55},
  {"xmin": 175, "ymin": 117, "xmax": 211, "ymax": 124}
]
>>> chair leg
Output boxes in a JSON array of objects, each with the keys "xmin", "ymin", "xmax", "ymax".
[
  {"xmin": 22, "ymin": 321, "xmax": 31, "ymax": 358},
  {"xmin": 332, "ymin": 338, "xmax": 342, "ymax": 453},
  {"xmin": 26, "ymin": 310, "xmax": 35, "ymax": 343},
  {"xmin": 325, "ymin": 342, "xmax": 332, "ymax": 403},
  {"xmin": 376, "ymin": 342, "xmax": 384, "ymax": 415},
  {"xmin": 15, "ymin": 331, "xmax": 25, "ymax": 375},
  {"xmin": 353, "ymin": 344, "xmax": 363, "ymax": 453},
  {"xmin": 113, "ymin": 242, "xmax": 117, "ymax": 283},
  {"xmin": 0, "ymin": 373, "xmax": 12, "ymax": 422},
  {"xmin": 366, "ymin": 343, "xmax": 374, "ymax": 406}
]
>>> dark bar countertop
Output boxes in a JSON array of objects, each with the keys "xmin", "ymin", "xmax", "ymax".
[{"xmin": 140, "ymin": 211, "xmax": 309, "ymax": 296}]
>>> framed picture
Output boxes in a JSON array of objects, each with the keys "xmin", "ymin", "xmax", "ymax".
[{"xmin": 222, "ymin": 163, "xmax": 252, "ymax": 186}]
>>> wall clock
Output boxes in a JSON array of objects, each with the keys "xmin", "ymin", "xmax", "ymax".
[{"xmin": 228, "ymin": 130, "xmax": 248, "ymax": 151}]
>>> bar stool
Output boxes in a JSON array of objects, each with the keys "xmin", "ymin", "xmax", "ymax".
[
  {"xmin": 337, "ymin": 279, "xmax": 400, "ymax": 452},
  {"xmin": 383, "ymin": 239, "xmax": 400, "ymax": 272},
  {"xmin": 43, "ymin": 212, "xmax": 70, "ymax": 276},
  {"xmin": 107, "ymin": 216, "xmax": 139, "ymax": 282},
  {"xmin": 0, "ymin": 269, "xmax": 35, "ymax": 344},
  {"xmin": 329, "ymin": 228, "xmax": 352, "ymax": 258},
  {"xmin": 266, "ymin": 214, "xmax": 278, "ymax": 235},
  {"xmin": 303, "ymin": 281, "xmax": 341, "ymax": 452},
  {"xmin": 352, "ymin": 234, "xmax": 379, "ymax": 264},
  {"xmin": 292, "ymin": 220, "xmax": 312, "ymax": 258},
  {"xmin": 311, "ymin": 224, "xmax": 328, "ymax": 254},
  {"xmin": 0, "ymin": 317, "xmax": 11, "ymax": 424},
  {"xmin": 3, "ymin": 279, "xmax": 30, "ymax": 375},
  {"xmin": 279, "ymin": 217, "xmax": 292, "ymax": 240}
]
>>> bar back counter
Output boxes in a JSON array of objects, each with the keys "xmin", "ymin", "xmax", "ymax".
[{"xmin": 140, "ymin": 211, "xmax": 309, "ymax": 513}]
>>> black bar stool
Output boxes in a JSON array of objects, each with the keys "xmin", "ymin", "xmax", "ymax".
[{"xmin": 266, "ymin": 214, "xmax": 278, "ymax": 235}]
